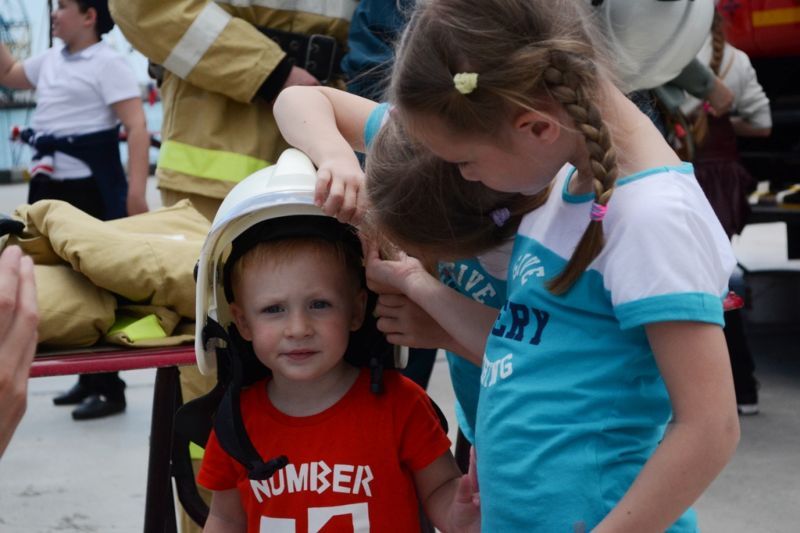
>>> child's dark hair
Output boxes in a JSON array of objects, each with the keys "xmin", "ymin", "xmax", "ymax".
[
  {"xmin": 76, "ymin": 0, "xmax": 115, "ymax": 38},
  {"xmin": 389, "ymin": 0, "xmax": 620, "ymax": 294},
  {"xmin": 366, "ymin": 118, "xmax": 548, "ymax": 260}
]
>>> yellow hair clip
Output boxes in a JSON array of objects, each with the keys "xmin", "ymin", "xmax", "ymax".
[{"xmin": 453, "ymin": 72, "xmax": 478, "ymax": 95}]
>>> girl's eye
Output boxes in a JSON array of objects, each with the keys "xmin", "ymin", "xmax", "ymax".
[
  {"xmin": 264, "ymin": 305, "xmax": 283, "ymax": 314},
  {"xmin": 310, "ymin": 300, "xmax": 331, "ymax": 310}
]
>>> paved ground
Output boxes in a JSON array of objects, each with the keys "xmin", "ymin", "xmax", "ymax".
[{"xmin": 0, "ymin": 180, "xmax": 798, "ymax": 531}]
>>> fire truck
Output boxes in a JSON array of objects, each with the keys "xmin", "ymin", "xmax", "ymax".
[{"xmin": 719, "ymin": 0, "xmax": 800, "ymax": 190}]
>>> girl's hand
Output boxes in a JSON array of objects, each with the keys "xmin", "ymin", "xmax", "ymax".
[
  {"xmin": 315, "ymin": 154, "xmax": 365, "ymax": 224},
  {"xmin": 363, "ymin": 238, "xmax": 428, "ymax": 297},
  {"xmin": 373, "ymin": 293, "xmax": 453, "ymax": 349},
  {"xmin": 448, "ymin": 446, "xmax": 481, "ymax": 533}
]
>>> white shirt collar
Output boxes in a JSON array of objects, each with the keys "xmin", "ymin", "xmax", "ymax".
[{"xmin": 60, "ymin": 40, "xmax": 105, "ymax": 60}]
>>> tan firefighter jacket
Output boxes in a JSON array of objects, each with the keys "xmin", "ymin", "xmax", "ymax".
[
  {"xmin": 109, "ymin": 0, "xmax": 356, "ymax": 200},
  {"xmin": 6, "ymin": 200, "xmax": 210, "ymax": 348}
]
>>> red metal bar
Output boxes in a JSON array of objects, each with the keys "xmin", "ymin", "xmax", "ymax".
[{"xmin": 30, "ymin": 345, "xmax": 197, "ymax": 378}]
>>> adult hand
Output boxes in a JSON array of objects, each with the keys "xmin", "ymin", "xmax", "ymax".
[
  {"xmin": 0, "ymin": 245, "xmax": 39, "ymax": 458},
  {"xmin": 315, "ymin": 154, "xmax": 366, "ymax": 224},
  {"xmin": 282, "ymin": 66, "xmax": 320, "ymax": 89}
]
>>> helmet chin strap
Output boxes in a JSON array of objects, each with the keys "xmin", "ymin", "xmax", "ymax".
[
  {"xmin": 204, "ymin": 318, "xmax": 289, "ymax": 481},
  {"xmin": 199, "ymin": 295, "xmax": 394, "ymax": 480}
]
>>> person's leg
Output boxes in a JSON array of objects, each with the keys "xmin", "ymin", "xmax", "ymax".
[
  {"xmin": 29, "ymin": 176, "xmax": 106, "ymax": 218},
  {"xmin": 34, "ymin": 177, "xmax": 107, "ymax": 407},
  {"xmin": 160, "ymin": 188, "xmax": 221, "ymax": 531},
  {"xmin": 724, "ymin": 309, "xmax": 759, "ymax": 414},
  {"xmin": 160, "ymin": 188, "xmax": 220, "ymax": 223}
]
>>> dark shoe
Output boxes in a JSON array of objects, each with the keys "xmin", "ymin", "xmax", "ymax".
[
  {"xmin": 735, "ymin": 380, "xmax": 759, "ymax": 416},
  {"xmin": 71, "ymin": 395, "xmax": 126, "ymax": 420},
  {"xmin": 53, "ymin": 381, "xmax": 91, "ymax": 406},
  {"xmin": 737, "ymin": 402, "xmax": 760, "ymax": 416}
]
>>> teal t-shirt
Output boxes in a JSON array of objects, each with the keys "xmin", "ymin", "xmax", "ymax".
[{"xmin": 476, "ymin": 163, "xmax": 735, "ymax": 531}]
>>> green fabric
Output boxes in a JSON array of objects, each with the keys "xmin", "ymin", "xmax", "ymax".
[
  {"xmin": 107, "ymin": 313, "xmax": 167, "ymax": 342},
  {"xmin": 158, "ymin": 140, "xmax": 269, "ymax": 183},
  {"xmin": 189, "ymin": 441, "xmax": 205, "ymax": 461}
]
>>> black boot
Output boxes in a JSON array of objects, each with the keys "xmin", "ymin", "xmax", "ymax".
[
  {"xmin": 53, "ymin": 377, "xmax": 92, "ymax": 406},
  {"xmin": 71, "ymin": 394, "xmax": 126, "ymax": 420},
  {"xmin": 71, "ymin": 373, "xmax": 126, "ymax": 421}
]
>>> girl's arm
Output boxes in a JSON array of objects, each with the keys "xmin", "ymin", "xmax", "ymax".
[
  {"xmin": 414, "ymin": 450, "xmax": 480, "ymax": 533},
  {"xmin": 365, "ymin": 244, "xmax": 498, "ymax": 365},
  {"xmin": 593, "ymin": 321, "xmax": 740, "ymax": 533},
  {"xmin": 273, "ymin": 86, "xmax": 379, "ymax": 223},
  {"xmin": 112, "ymin": 97, "xmax": 150, "ymax": 216},
  {"xmin": 0, "ymin": 44, "xmax": 33, "ymax": 90},
  {"xmin": 730, "ymin": 50, "xmax": 772, "ymax": 138},
  {"xmin": 203, "ymin": 489, "xmax": 247, "ymax": 533},
  {"xmin": 730, "ymin": 117, "xmax": 770, "ymax": 138}
]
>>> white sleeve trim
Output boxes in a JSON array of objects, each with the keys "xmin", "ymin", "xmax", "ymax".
[
  {"xmin": 162, "ymin": 3, "xmax": 232, "ymax": 79},
  {"xmin": 216, "ymin": 0, "xmax": 357, "ymax": 20}
]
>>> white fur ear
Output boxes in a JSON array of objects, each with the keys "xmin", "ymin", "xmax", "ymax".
[
  {"xmin": 229, "ymin": 303, "xmax": 254, "ymax": 341},
  {"xmin": 350, "ymin": 289, "xmax": 368, "ymax": 331}
]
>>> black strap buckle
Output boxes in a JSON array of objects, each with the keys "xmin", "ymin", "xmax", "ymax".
[
  {"xmin": 304, "ymin": 34, "xmax": 339, "ymax": 84},
  {"xmin": 258, "ymin": 27, "xmax": 343, "ymax": 84}
]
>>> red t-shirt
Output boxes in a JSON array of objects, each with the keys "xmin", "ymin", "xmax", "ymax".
[{"xmin": 198, "ymin": 368, "xmax": 451, "ymax": 532}]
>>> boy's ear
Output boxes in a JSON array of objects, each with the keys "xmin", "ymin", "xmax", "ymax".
[
  {"xmin": 229, "ymin": 303, "xmax": 253, "ymax": 341},
  {"xmin": 82, "ymin": 7, "xmax": 98, "ymax": 31},
  {"xmin": 514, "ymin": 109, "xmax": 561, "ymax": 144},
  {"xmin": 350, "ymin": 288, "xmax": 368, "ymax": 331}
]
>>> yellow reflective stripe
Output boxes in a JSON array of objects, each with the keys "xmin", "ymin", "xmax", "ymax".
[
  {"xmin": 158, "ymin": 140, "xmax": 269, "ymax": 183},
  {"xmin": 107, "ymin": 314, "xmax": 167, "ymax": 342},
  {"xmin": 189, "ymin": 441, "xmax": 205, "ymax": 461},
  {"xmin": 163, "ymin": 3, "xmax": 231, "ymax": 78},
  {"xmin": 752, "ymin": 6, "xmax": 800, "ymax": 27}
]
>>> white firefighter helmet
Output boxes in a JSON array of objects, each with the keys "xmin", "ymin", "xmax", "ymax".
[
  {"xmin": 194, "ymin": 148, "xmax": 326, "ymax": 375},
  {"xmin": 591, "ymin": 0, "xmax": 715, "ymax": 91}
]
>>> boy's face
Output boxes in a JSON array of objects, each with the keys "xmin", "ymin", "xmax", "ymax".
[
  {"xmin": 230, "ymin": 244, "xmax": 367, "ymax": 385},
  {"xmin": 52, "ymin": 0, "xmax": 95, "ymax": 44}
]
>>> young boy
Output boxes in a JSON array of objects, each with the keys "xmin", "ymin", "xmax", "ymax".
[
  {"xmin": 0, "ymin": 0, "xmax": 149, "ymax": 420},
  {"xmin": 195, "ymin": 186, "xmax": 479, "ymax": 531}
]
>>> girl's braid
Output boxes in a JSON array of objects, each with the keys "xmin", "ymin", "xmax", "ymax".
[
  {"xmin": 542, "ymin": 50, "xmax": 619, "ymax": 293},
  {"xmin": 709, "ymin": 11, "xmax": 725, "ymax": 76}
]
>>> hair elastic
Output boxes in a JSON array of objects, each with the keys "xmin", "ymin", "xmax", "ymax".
[
  {"xmin": 590, "ymin": 201, "xmax": 608, "ymax": 222},
  {"xmin": 490, "ymin": 207, "xmax": 511, "ymax": 227},
  {"xmin": 453, "ymin": 72, "xmax": 478, "ymax": 95}
]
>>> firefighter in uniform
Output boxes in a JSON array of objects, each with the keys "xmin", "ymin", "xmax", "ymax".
[{"xmin": 108, "ymin": 2, "xmax": 356, "ymax": 530}]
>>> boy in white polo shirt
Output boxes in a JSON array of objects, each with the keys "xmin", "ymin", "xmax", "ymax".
[{"xmin": 0, "ymin": 0, "xmax": 150, "ymax": 420}]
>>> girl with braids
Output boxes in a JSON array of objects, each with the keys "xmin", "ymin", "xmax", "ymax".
[
  {"xmin": 680, "ymin": 9, "xmax": 771, "ymax": 416},
  {"xmin": 274, "ymin": 1, "xmax": 740, "ymax": 530},
  {"xmin": 272, "ymin": 83, "xmax": 549, "ymax": 470}
]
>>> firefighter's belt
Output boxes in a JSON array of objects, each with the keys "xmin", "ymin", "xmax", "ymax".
[{"xmin": 258, "ymin": 26, "xmax": 344, "ymax": 84}]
